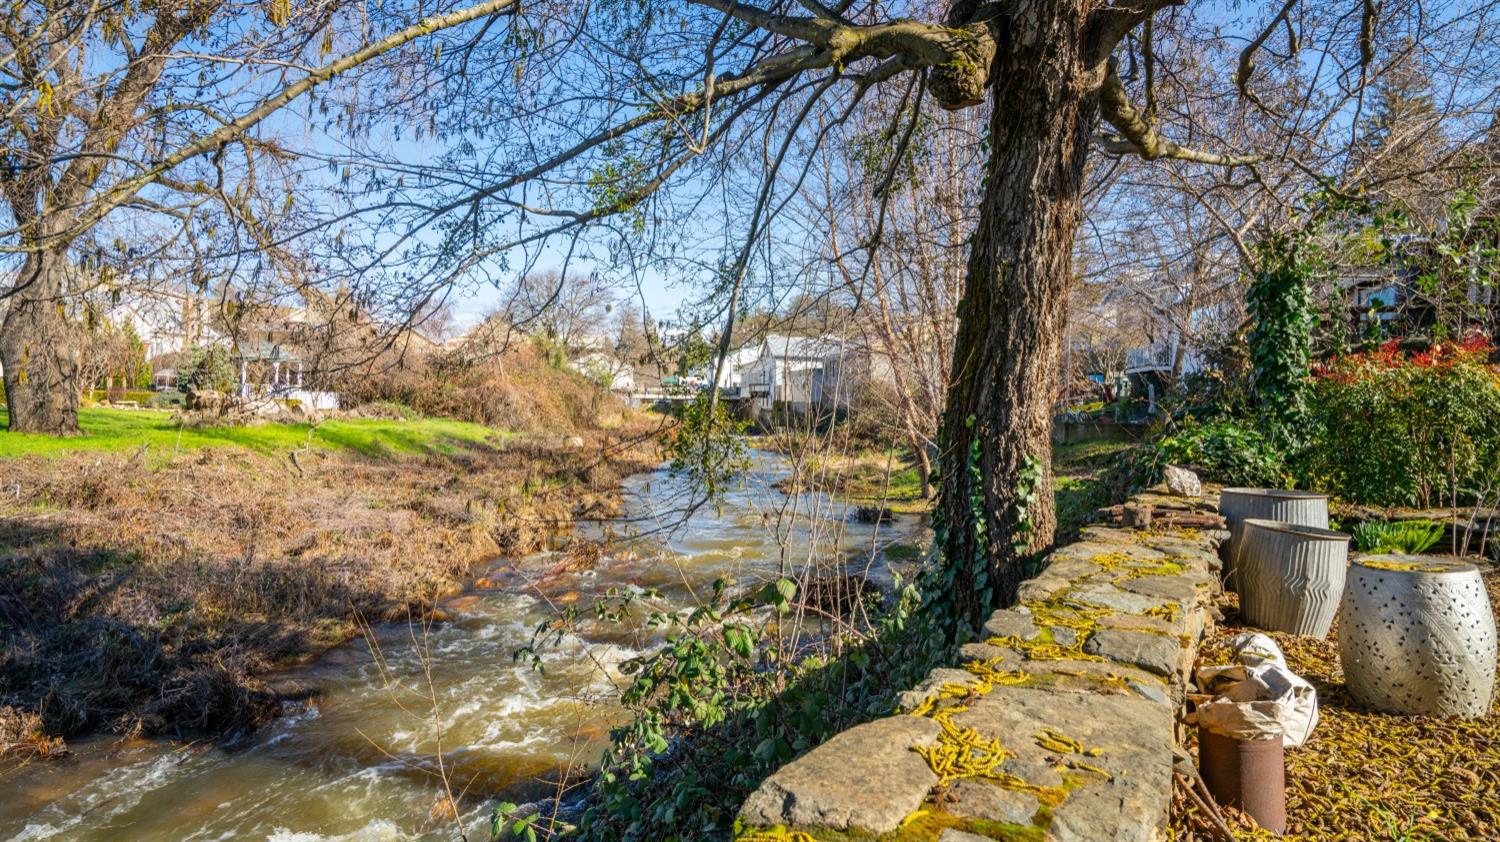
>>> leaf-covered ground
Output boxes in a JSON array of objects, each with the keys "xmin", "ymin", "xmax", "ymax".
[{"xmin": 1175, "ymin": 569, "xmax": 1500, "ymax": 841}]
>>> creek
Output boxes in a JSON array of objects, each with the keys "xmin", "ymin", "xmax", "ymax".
[{"xmin": 1, "ymin": 452, "xmax": 923, "ymax": 841}]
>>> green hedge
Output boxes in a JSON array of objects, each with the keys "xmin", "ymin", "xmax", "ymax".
[
  {"xmin": 1124, "ymin": 419, "xmax": 1289, "ymax": 490},
  {"xmin": 1299, "ymin": 338, "xmax": 1500, "ymax": 508},
  {"xmin": 86, "ymin": 389, "xmax": 158, "ymax": 405}
]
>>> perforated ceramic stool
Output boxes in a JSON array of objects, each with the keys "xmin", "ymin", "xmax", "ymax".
[
  {"xmin": 1338, "ymin": 555, "xmax": 1497, "ymax": 718},
  {"xmin": 1238, "ymin": 519, "xmax": 1350, "ymax": 638},
  {"xmin": 1218, "ymin": 489, "xmax": 1329, "ymax": 589}
]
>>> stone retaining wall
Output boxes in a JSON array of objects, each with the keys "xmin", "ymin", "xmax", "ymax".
[{"xmin": 738, "ymin": 491, "xmax": 1224, "ymax": 841}]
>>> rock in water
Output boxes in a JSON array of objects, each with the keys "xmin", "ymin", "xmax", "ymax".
[{"xmin": 1164, "ymin": 465, "xmax": 1202, "ymax": 497}]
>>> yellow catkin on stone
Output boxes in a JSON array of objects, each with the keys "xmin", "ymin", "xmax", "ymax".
[
  {"xmin": 1036, "ymin": 729, "xmax": 1084, "ymax": 754},
  {"xmin": 1361, "ymin": 559, "xmax": 1449, "ymax": 573},
  {"xmin": 736, "ymin": 828, "xmax": 818, "ymax": 842}
]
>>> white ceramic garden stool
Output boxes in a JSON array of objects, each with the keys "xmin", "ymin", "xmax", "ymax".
[
  {"xmin": 1338, "ymin": 555, "xmax": 1497, "ymax": 718},
  {"xmin": 1217, "ymin": 489, "xmax": 1329, "ymax": 586},
  {"xmin": 1237, "ymin": 519, "xmax": 1351, "ymax": 638}
]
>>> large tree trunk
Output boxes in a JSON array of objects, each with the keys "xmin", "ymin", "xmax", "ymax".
[
  {"xmin": 934, "ymin": 0, "xmax": 1098, "ymax": 629},
  {"xmin": 1, "ymin": 246, "xmax": 81, "ymax": 434}
]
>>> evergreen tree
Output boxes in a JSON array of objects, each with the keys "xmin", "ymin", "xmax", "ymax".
[{"xmin": 1356, "ymin": 43, "xmax": 1442, "ymax": 209}]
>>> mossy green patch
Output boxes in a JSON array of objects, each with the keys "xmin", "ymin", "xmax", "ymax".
[
  {"xmin": 737, "ymin": 806, "xmax": 1048, "ymax": 841},
  {"xmin": 884, "ymin": 542, "xmax": 925, "ymax": 563},
  {"xmin": 1089, "ymin": 551, "xmax": 1188, "ymax": 580}
]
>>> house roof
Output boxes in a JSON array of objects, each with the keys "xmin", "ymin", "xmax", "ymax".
[
  {"xmin": 235, "ymin": 340, "xmax": 301, "ymax": 363},
  {"xmin": 724, "ymin": 345, "xmax": 761, "ymax": 366},
  {"xmin": 761, "ymin": 334, "xmax": 841, "ymax": 359}
]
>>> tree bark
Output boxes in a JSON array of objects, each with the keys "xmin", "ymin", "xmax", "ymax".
[
  {"xmin": 1, "ymin": 246, "xmax": 81, "ymax": 434},
  {"xmin": 935, "ymin": 0, "xmax": 1098, "ymax": 627}
]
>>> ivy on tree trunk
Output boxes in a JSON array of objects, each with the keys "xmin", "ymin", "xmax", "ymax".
[
  {"xmin": 1247, "ymin": 233, "xmax": 1315, "ymax": 439},
  {"xmin": 930, "ymin": 0, "xmax": 1098, "ymax": 635}
]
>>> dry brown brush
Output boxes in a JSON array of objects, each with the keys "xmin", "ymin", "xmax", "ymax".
[{"xmin": 0, "ymin": 428, "xmax": 656, "ymax": 759}]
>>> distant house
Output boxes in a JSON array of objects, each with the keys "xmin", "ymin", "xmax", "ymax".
[
  {"xmin": 571, "ymin": 350, "xmax": 636, "ymax": 395},
  {"xmin": 106, "ymin": 287, "xmax": 214, "ymax": 361},
  {"xmin": 1339, "ymin": 256, "xmax": 1498, "ymax": 340},
  {"xmin": 234, "ymin": 340, "xmax": 340, "ymax": 411},
  {"xmin": 1121, "ymin": 331, "xmax": 1207, "ymax": 417},
  {"xmin": 97, "ymin": 287, "xmax": 223, "ymax": 388},
  {"xmin": 819, "ymin": 341, "xmax": 897, "ymax": 413},
  {"xmin": 739, "ymin": 335, "xmax": 841, "ymax": 414},
  {"xmin": 697, "ymin": 345, "xmax": 761, "ymax": 396}
]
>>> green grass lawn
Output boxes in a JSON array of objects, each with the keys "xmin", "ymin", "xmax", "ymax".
[
  {"xmin": 0, "ymin": 407, "xmax": 507, "ymax": 460},
  {"xmin": 1053, "ymin": 438, "xmax": 1136, "ymax": 542}
]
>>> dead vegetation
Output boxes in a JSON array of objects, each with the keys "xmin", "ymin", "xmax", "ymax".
[
  {"xmin": 1174, "ymin": 569, "xmax": 1500, "ymax": 840},
  {"xmin": 0, "ymin": 426, "xmax": 657, "ymax": 759}
]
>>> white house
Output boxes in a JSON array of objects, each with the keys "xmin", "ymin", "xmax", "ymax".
[
  {"xmin": 105, "ymin": 286, "xmax": 219, "ymax": 362},
  {"xmin": 739, "ymin": 335, "xmax": 842, "ymax": 413},
  {"xmin": 1121, "ymin": 331, "xmax": 1206, "ymax": 416},
  {"xmin": 695, "ymin": 345, "xmax": 762, "ymax": 395},
  {"xmin": 571, "ymin": 350, "xmax": 636, "ymax": 395}
]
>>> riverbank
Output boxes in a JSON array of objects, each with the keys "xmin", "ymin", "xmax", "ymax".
[
  {"xmin": 772, "ymin": 448, "xmax": 931, "ymax": 514},
  {"xmin": 765, "ymin": 436, "xmax": 1135, "ymax": 534},
  {"xmin": 0, "ymin": 408, "xmax": 659, "ymax": 760}
]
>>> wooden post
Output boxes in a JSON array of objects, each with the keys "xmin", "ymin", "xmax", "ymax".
[{"xmin": 1123, "ymin": 503, "xmax": 1154, "ymax": 530}]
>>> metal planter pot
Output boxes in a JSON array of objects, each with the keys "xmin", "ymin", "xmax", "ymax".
[
  {"xmin": 1338, "ymin": 555, "xmax": 1497, "ymax": 718},
  {"xmin": 1199, "ymin": 730, "xmax": 1287, "ymax": 834},
  {"xmin": 1219, "ymin": 489, "xmax": 1330, "ymax": 589},
  {"xmin": 1238, "ymin": 519, "xmax": 1351, "ymax": 638}
]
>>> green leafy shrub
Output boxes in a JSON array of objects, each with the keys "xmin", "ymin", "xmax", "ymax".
[
  {"xmin": 145, "ymin": 390, "xmax": 185, "ymax": 408},
  {"xmin": 178, "ymin": 344, "xmax": 238, "ymax": 394},
  {"xmin": 1124, "ymin": 420, "xmax": 1288, "ymax": 489},
  {"xmin": 87, "ymin": 389, "xmax": 156, "ymax": 404},
  {"xmin": 663, "ymin": 394, "xmax": 750, "ymax": 508},
  {"xmin": 1300, "ymin": 336, "xmax": 1500, "ymax": 507},
  {"xmin": 517, "ymin": 575, "xmax": 933, "ymax": 841},
  {"xmin": 1351, "ymin": 519, "xmax": 1445, "ymax": 554}
]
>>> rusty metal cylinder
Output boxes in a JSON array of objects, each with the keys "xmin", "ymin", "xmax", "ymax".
[{"xmin": 1199, "ymin": 730, "xmax": 1287, "ymax": 834}]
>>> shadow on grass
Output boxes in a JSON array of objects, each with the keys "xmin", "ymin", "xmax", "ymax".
[
  {"xmin": 311, "ymin": 425, "xmax": 503, "ymax": 459},
  {"xmin": 1053, "ymin": 439, "xmax": 1134, "ymax": 544}
]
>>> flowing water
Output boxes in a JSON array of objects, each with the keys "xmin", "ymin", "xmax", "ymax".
[{"xmin": 1, "ymin": 453, "xmax": 924, "ymax": 841}]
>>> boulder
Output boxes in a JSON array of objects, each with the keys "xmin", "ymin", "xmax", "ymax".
[
  {"xmin": 738, "ymin": 715, "xmax": 941, "ymax": 834},
  {"xmin": 1083, "ymin": 629, "xmax": 1185, "ymax": 678},
  {"xmin": 1163, "ymin": 465, "xmax": 1203, "ymax": 497}
]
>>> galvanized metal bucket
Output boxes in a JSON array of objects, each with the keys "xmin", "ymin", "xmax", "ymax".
[
  {"xmin": 1237, "ymin": 519, "xmax": 1351, "ymax": 638},
  {"xmin": 1218, "ymin": 489, "xmax": 1329, "ymax": 591}
]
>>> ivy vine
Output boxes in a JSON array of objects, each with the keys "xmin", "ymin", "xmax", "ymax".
[{"xmin": 1247, "ymin": 232, "xmax": 1316, "ymax": 440}]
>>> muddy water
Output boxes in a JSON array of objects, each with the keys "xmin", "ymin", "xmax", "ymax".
[{"xmin": 1, "ymin": 453, "xmax": 922, "ymax": 841}]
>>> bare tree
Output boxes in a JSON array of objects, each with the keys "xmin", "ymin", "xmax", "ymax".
[
  {"xmin": 15, "ymin": 0, "xmax": 1500, "ymax": 627},
  {"xmin": 289, "ymin": 0, "xmax": 1500, "ymax": 627},
  {"xmin": 0, "ymin": 0, "xmax": 518, "ymax": 432},
  {"xmin": 809, "ymin": 79, "xmax": 983, "ymax": 497},
  {"xmin": 506, "ymin": 270, "xmax": 616, "ymax": 351}
]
